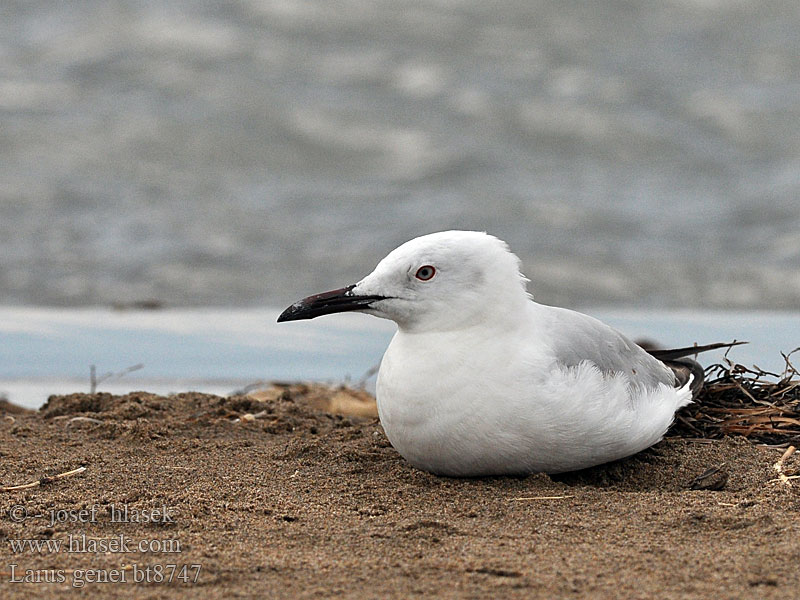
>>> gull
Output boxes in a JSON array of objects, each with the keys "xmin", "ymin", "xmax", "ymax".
[{"xmin": 278, "ymin": 230, "xmax": 739, "ymax": 476}]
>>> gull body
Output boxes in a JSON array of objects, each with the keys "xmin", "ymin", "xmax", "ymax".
[{"xmin": 279, "ymin": 231, "xmax": 715, "ymax": 476}]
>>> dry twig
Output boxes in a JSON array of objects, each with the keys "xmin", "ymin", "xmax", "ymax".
[
  {"xmin": 1, "ymin": 465, "xmax": 87, "ymax": 492},
  {"xmin": 770, "ymin": 445, "xmax": 798, "ymax": 487},
  {"xmin": 511, "ymin": 495, "xmax": 575, "ymax": 501},
  {"xmin": 671, "ymin": 350, "xmax": 800, "ymax": 444}
]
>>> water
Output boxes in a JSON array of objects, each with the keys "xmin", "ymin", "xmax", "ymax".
[
  {"xmin": 1, "ymin": 306, "xmax": 797, "ymax": 409},
  {"xmin": 1, "ymin": 1, "xmax": 799, "ymax": 310},
  {"xmin": 0, "ymin": 306, "xmax": 396, "ymax": 408},
  {"xmin": 2, "ymin": 2, "xmax": 798, "ymax": 408}
]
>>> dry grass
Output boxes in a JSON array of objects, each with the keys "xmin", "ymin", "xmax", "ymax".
[{"xmin": 673, "ymin": 348, "xmax": 800, "ymax": 445}]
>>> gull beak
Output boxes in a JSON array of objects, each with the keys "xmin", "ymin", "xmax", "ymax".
[{"xmin": 277, "ymin": 284, "xmax": 388, "ymax": 322}]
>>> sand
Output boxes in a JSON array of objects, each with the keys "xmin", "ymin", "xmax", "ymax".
[{"xmin": 1, "ymin": 386, "xmax": 799, "ymax": 599}]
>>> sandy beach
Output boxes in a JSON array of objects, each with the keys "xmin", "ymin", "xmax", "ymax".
[{"xmin": 0, "ymin": 385, "xmax": 798, "ymax": 599}]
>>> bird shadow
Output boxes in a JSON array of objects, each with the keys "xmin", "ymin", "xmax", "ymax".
[{"xmin": 550, "ymin": 445, "xmax": 677, "ymax": 491}]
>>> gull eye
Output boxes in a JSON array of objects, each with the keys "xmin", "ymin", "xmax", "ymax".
[{"xmin": 415, "ymin": 265, "xmax": 436, "ymax": 281}]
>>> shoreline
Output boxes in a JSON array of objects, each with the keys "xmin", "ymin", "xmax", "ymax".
[{"xmin": 2, "ymin": 306, "xmax": 799, "ymax": 411}]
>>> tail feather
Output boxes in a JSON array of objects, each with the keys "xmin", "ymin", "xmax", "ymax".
[
  {"xmin": 643, "ymin": 341, "xmax": 746, "ymax": 399},
  {"xmin": 646, "ymin": 341, "xmax": 746, "ymax": 362},
  {"xmin": 662, "ymin": 358, "xmax": 706, "ymax": 398}
]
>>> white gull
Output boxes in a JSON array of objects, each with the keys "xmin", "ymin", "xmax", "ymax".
[{"xmin": 278, "ymin": 230, "xmax": 737, "ymax": 476}]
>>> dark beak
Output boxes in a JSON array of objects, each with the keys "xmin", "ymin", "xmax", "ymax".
[{"xmin": 277, "ymin": 284, "xmax": 388, "ymax": 322}]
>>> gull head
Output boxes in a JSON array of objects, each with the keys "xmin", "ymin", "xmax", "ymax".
[{"xmin": 277, "ymin": 230, "xmax": 531, "ymax": 332}]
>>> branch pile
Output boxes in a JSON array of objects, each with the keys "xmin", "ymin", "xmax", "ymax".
[{"xmin": 673, "ymin": 349, "xmax": 800, "ymax": 444}]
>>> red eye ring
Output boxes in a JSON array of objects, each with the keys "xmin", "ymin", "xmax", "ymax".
[{"xmin": 415, "ymin": 265, "xmax": 436, "ymax": 281}]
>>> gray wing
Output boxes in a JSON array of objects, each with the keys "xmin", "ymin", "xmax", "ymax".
[{"xmin": 543, "ymin": 306, "xmax": 677, "ymax": 389}]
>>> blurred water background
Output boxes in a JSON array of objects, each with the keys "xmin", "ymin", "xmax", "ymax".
[
  {"xmin": 2, "ymin": 1, "xmax": 799, "ymax": 407},
  {"xmin": 2, "ymin": 0, "xmax": 799, "ymax": 310}
]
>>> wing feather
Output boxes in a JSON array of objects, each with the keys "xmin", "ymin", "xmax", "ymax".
[{"xmin": 543, "ymin": 307, "xmax": 675, "ymax": 389}]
